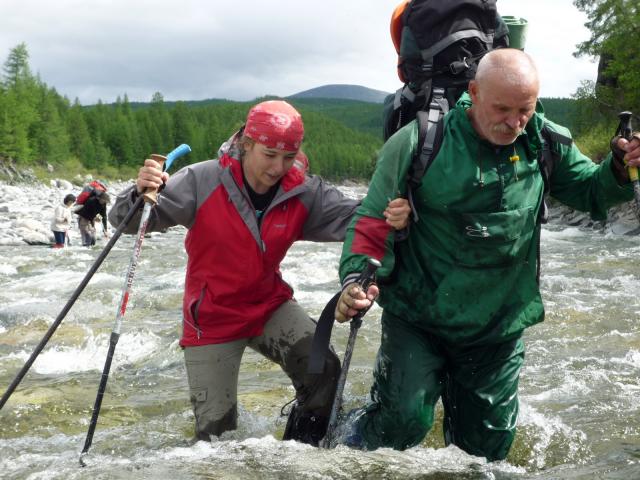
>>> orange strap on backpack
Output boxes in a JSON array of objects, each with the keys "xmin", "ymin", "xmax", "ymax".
[{"xmin": 390, "ymin": 0, "xmax": 410, "ymax": 82}]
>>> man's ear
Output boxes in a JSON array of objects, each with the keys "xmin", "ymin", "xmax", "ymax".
[{"xmin": 468, "ymin": 80, "xmax": 479, "ymax": 103}]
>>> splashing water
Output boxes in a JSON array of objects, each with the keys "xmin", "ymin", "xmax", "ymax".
[{"xmin": 1, "ymin": 191, "xmax": 640, "ymax": 479}]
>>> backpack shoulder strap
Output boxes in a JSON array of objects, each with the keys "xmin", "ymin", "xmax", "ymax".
[
  {"xmin": 407, "ymin": 87, "xmax": 448, "ymax": 222},
  {"xmin": 542, "ymin": 123, "xmax": 573, "ymax": 147},
  {"xmin": 538, "ymin": 123, "xmax": 572, "ymax": 191},
  {"xmin": 537, "ymin": 122, "xmax": 572, "ymax": 222}
]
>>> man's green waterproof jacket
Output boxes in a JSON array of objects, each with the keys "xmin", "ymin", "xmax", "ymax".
[{"xmin": 339, "ymin": 95, "xmax": 633, "ymax": 345}]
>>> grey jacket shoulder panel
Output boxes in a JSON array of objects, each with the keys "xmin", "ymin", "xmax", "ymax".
[
  {"xmin": 297, "ymin": 175, "xmax": 360, "ymax": 242},
  {"xmin": 108, "ymin": 159, "xmax": 222, "ymax": 233}
]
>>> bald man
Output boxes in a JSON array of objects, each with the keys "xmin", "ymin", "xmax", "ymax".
[{"xmin": 334, "ymin": 49, "xmax": 640, "ymax": 460}]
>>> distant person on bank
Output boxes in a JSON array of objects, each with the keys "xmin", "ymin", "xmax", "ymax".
[
  {"xmin": 51, "ymin": 193, "xmax": 76, "ymax": 248},
  {"xmin": 108, "ymin": 100, "xmax": 411, "ymax": 446},
  {"xmin": 74, "ymin": 189, "xmax": 110, "ymax": 246}
]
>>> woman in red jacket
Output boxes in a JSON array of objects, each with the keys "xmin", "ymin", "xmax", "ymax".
[{"xmin": 109, "ymin": 100, "xmax": 409, "ymax": 446}]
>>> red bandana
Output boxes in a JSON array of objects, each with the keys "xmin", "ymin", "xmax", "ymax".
[{"xmin": 244, "ymin": 100, "xmax": 304, "ymax": 151}]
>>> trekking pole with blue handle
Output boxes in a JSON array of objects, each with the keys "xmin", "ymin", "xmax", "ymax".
[{"xmin": 79, "ymin": 144, "xmax": 190, "ymax": 466}]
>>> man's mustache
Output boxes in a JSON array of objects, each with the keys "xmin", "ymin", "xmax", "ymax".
[{"xmin": 492, "ymin": 123, "xmax": 522, "ymax": 136}]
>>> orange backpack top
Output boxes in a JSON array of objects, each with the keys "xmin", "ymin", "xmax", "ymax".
[{"xmin": 390, "ymin": 1, "xmax": 410, "ymax": 82}]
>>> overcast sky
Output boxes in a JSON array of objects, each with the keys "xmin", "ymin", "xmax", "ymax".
[{"xmin": 1, "ymin": 0, "xmax": 596, "ymax": 105}]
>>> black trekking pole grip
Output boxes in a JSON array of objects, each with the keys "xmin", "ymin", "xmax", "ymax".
[
  {"xmin": 0, "ymin": 195, "xmax": 145, "ymax": 412},
  {"xmin": 616, "ymin": 112, "xmax": 640, "ymax": 221},
  {"xmin": 349, "ymin": 258, "xmax": 382, "ymax": 329},
  {"xmin": 320, "ymin": 257, "xmax": 381, "ymax": 449},
  {"xmin": 618, "ymin": 112, "xmax": 633, "ymax": 140}
]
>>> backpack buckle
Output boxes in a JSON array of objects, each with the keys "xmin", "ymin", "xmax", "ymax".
[
  {"xmin": 449, "ymin": 58, "xmax": 470, "ymax": 75},
  {"xmin": 420, "ymin": 63, "xmax": 434, "ymax": 76}
]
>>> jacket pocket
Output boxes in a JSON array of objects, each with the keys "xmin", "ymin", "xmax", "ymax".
[
  {"xmin": 186, "ymin": 287, "xmax": 206, "ymax": 339},
  {"xmin": 453, "ymin": 206, "xmax": 535, "ymax": 268}
]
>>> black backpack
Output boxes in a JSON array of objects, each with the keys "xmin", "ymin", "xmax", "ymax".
[
  {"xmin": 383, "ymin": 0, "xmax": 508, "ymax": 221},
  {"xmin": 383, "ymin": 0, "xmax": 509, "ymax": 142},
  {"xmin": 383, "ymin": 0, "xmax": 570, "ymax": 225}
]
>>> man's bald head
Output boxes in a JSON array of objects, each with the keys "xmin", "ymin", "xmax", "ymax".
[
  {"xmin": 467, "ymin": 49, "xmax": 540, "ymax": 145},
  {"xmin": 474, "ymin": 48, "xmax": 540, "ymax": 94}
]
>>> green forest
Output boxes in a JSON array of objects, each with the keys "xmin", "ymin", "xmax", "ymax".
[
  {"xmin": 0, "ymin": 44, "xmax": 385, "ymax": 181},
  {"xmin": 0, "ymin": 0, "xmax": 638, "ymax": 181}
]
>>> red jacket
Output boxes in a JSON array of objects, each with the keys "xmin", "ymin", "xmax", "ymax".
[{"xmin": 109, "ymin": 144, "xmax": 358, "ymax": 346}]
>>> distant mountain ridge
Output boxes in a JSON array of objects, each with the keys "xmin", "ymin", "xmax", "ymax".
[{"xmin": 289, "ymin": 84, "xmax": 391, "ymax": 104}]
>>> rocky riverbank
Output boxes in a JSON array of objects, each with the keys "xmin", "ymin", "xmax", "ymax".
[
  {"xmin": 546, "ymin": 197, "xmax": 640, "ymax": 235},
  {"xmin": 0, "ymin": 177, "xmax": 130, "ymax": 246},
  {"xmin": 1, "ymin": 156, "xmax": 639, "ymax": 246}
]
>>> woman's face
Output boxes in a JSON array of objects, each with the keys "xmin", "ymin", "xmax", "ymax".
[{"xmin": 242, "ymin": 141, "xmax": 298, "ymax": 193}]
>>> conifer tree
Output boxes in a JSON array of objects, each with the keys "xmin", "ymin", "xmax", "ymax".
[
  {"xmin": 32, "ymin": 88, "xmax": 70, "ymax": 164},
  {"xmin": 67, "ymin": 99, "xmax": 97, "ymax": 168},
  {"xmin": 2, "ymin": 42, "xmax": 31, "ymax": 88},
  {"xmin": 150, "ymin": 92, "xmax": 173, "ymax": 154},
  {"xmin": 574, "ymin": 0, "xmax": 640, "ymax": 112}
]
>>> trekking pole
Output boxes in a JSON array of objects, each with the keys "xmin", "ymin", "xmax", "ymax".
[
  {"xmin": 79, "ymin": 144, "xmax": 190, "ymax": 467},
  {"xmin": 320, "ymin": 257, "xmax": 381, "ymax": 449},
  {"xmin": 0, "ymin": 196, "xmax": 144, "ymax": 412},
  {"xmin": 616, "ymin": 112, "xmax": 640, "ymax": 220}
]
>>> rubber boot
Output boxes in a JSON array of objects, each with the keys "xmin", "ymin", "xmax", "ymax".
[
  {"xmin": 52, "ymin": 243, "xmax": 64, "ymax": 249},
  {"xmin": 282, "ymin": 402, "xmax": 329, "ymax": 447}
]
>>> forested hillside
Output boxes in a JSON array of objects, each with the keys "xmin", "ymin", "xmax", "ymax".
[
  {"xmin": 0, "ymin": 44, "xmax": 382, "ymax": 180},
  {"xmin": 538, "ymin": 98, "xmax": 578, "ymax": 131},
  {"xmin": 288, "ymin": 98, "xmax": 386, "ymax": 137}
]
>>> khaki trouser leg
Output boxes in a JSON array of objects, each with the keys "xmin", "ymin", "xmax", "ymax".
[
  {"xmin": 183, "ymin": 339, "xmax": 246, "ymax": 440},
  {"xmin": 183, "ymin": 300, "xmax": 339, "ymax": 440},
  {"xmin": 249, "ymin": 300, "xmax": 340, "ymax": 417}
]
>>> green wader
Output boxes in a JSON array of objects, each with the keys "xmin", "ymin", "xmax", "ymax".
[{"xmin": 353, "ymin": 311, "xmax": 524, "ymax": 461}]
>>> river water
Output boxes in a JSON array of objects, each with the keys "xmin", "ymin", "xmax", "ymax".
[{"xmin": 1, "ymin": 185, "xmax": 639, "ymax": 479}]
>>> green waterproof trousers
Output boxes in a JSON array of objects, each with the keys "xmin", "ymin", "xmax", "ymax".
[{"xmin": 354, "ymin": 311, "xmax": 525, "ymax": 461}]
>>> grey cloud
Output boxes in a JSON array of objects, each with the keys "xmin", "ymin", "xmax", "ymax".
[{"xmin": 2, "ymin": 0, "xmax": 596, "ymax": 105}]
